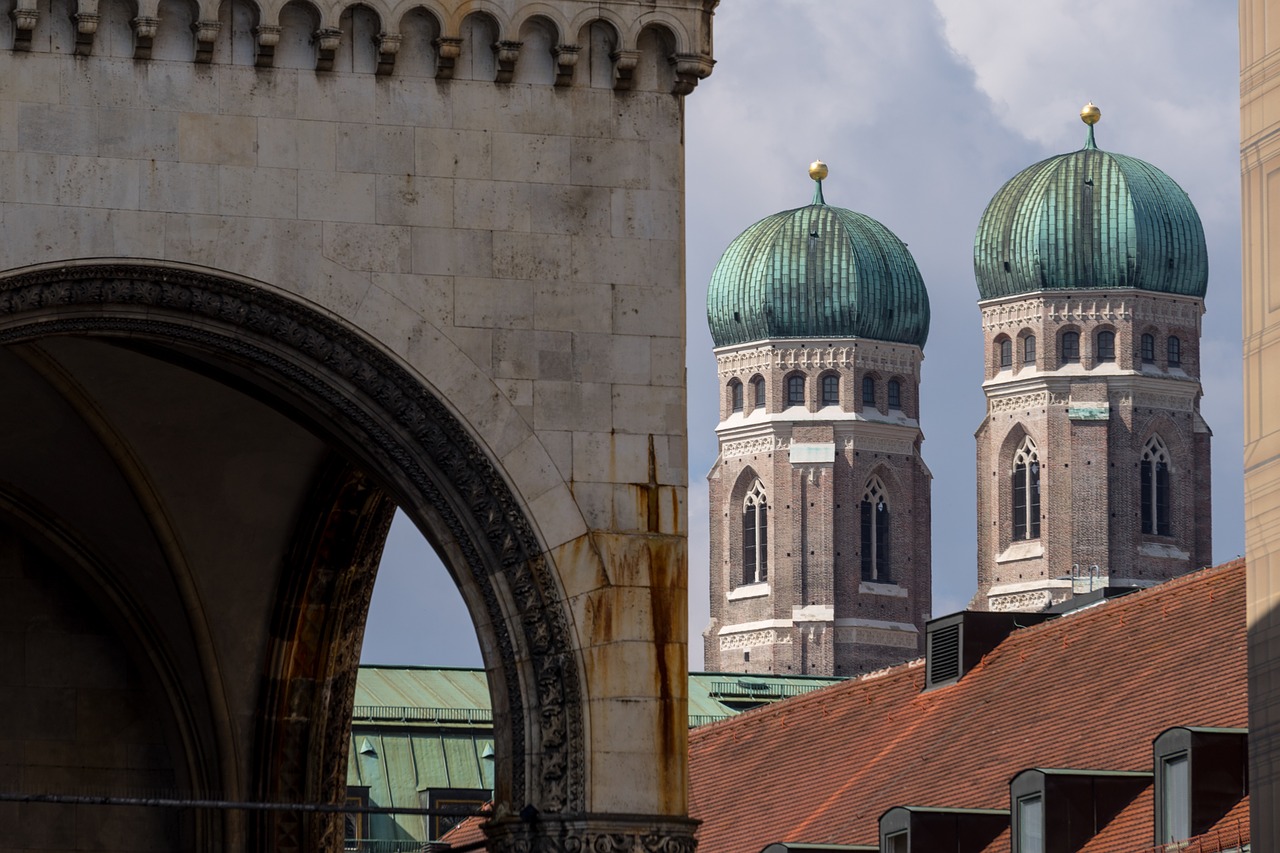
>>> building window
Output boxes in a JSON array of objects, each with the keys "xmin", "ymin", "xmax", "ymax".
[
  {"xmin": 1141, "ymin": 333, "xmax": 1156, "ymax": 363},
  {"xmin": 886, "ymin": 832, "xmax": 908, "ymax": 853},
  {"xmin": 999, "ymin": 338, "xmax": 1012, "ymax": 368},
  {"xmin": 730, "ymin": 380, "xmax": 743, "ymax": 413},
  {"xmin": 751, "ymin": 376, "xmax": 765, "ymax": 410},
  {"xmin": 822, "ymin": 374, "xmax": 839, "ymax": 407},
  {"xmin": 742, "ymin": 481, "xmax": 768, "ymax": 585},
  {"xmin": 1096, "ymin": 330, "xmax": 1115, "ymax": 363},
  {"xmin": 787, "ymin": 374, "xmax": 805, "ymax": 407},
  {"xmin": 1015, "ymin": 795, "xmax": 1044, "ymax": 853},
  {"xmin": 888, "ymin": 379, "xmax": 901, "ymax": 410},
  {"xmin": 862, "ymin": 376, "xmax": 876, "ymax": 405},
  {"xmin": 1060, "ymin": 331, "xmax": 1080, "ymax": 363},
  {"xmin": 1168, "ymin": 335, "xmax": 1182, "ymax": 367},
  {"xmin": 1141, "ymin": 435, "xmax": 1172, "ymax": 536},
  {"xmin": 1023, "ymin": 335, "xmax": 1036, "ymax": 366},
  {"xmin": 861, "ymin": 477, "xmax": 890, "ymax": 582},
  {"xmin": 1160, "ymin": 754, "xmax": 1190, "ymax": 843},
  {"xmin": 1012, "ymin": 435, "xmax": 1041, "ymax": 540}
]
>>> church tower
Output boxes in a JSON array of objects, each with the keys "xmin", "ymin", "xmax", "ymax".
[
  {"xmin": 704, "ymin": 163, "xmax": 933, "ymax": 676},
  {"xmin": 973, "ymin": 105, "xmax": 1212, "ymax": 612}
]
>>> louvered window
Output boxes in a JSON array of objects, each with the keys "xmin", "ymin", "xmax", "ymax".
[{"xmin": 926, "ymin": 622, "xmax": 961, "ymax": 686}]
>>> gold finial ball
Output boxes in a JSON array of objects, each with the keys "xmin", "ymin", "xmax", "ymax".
[
  {"xmin": 809, "ymin": 160, "xmax": 829, "ymax": 182},
  {"xmin": 1080, "ymin": 102, "xmax": 1101, "ymax": 126}
]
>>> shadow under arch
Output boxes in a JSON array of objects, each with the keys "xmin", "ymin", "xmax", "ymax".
[{"xmin": 0, "ymin": 261, "xmax": 586, "ymax": 850}]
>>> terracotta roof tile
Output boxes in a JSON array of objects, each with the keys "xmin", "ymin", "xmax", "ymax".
[{"xmin": 689, "ymin": 562, "xmax": 1247, "ymax": 853}]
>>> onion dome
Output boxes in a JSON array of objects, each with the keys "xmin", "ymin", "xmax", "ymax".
[
  {"xmin": 706, "ymin": 162, "xmax": 930, "ymax": 349},
  {"xmin": 974, "ymin": 103, "xmax": 1207, "ymax": 301}
]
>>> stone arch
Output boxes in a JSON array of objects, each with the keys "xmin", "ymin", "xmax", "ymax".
[
  {"xmin": 995, "ymin": 422, "xmax": 1043, "ymax": 551},
  {"xmin": 576, "ymin": 16, "xmax": 620, "ymax": 88},
  {"xmin": 334, "ymin": 1, "xmax": 380, "ymax": 71},
  {"xmin": 992, "ymin": 332, "xmax": 1013, "ymax": 374},
  {"xmin": 727, "ymin": 466, "xmax": 767, "ymax": 589},
  {"xmin": 33, "ymin": 0, "xmax": 77, "ymax": 52},
  {"xmin": 274, "ymin": 0, "xmax": 321, "ymax": 67},
  {"xmin": 95, "ymin": 0, "xmax": 137, "ymax": 56},
  {"xmin": 817, "ymin": 368, "xmax": 841, "ymax": 408},
  {"xmin": 213, "ymin": 0, "xmax": 258, "ymax": 65},
  {"xmin": 513, "ymin": 13, "xmax": 557, "ymax": 85},
  {"xmin": 0, "ymin": 262, "xmax": 588, "ymax": 849},
  {"xmin": 747, "ymin": 372, "xmax": 766, "ymax": 414},
  {"xmin": 625, "ymin": 9, "xmax": 689, "ymax": 55},
  {"xmin": 0, "ymin": 0, "xmax": 11, "ymax": 47},
  {"xmin": 1016, "ymin": 326, "xmax": 1037, "ymax": 370},
  {"xmin": 456, "ymin": 9, "xmax": 498, "ymax": 80},
  {"xmin": 1056, "ymin": 323, "xmax": 1082, "ymax": 368},
  {"xmin": 633, "ymin": 22, "xmax": 675, "ymax": 92},
  {"xmin": 392, "ymin": 3, "xmax": 440, "ymax": 76},
  {"xmin": 151, "ymin": 0, "xmax": 198, "ymax": 60},
  {"xmin": 1091, "ymin": 322, "xmax": 1118, "ymax": 367}
]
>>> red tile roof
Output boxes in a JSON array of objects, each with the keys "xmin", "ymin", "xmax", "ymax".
[{"xmin": 688, "ymin": 561, "xmax": 1248, "ymax": 853}]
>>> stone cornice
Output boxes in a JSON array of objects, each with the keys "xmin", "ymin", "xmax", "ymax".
[
  {"xmin": 715, "ymin": 340, "xmax": 922, "ymax": 379},
  {"xmin": 980, "ymin": 291, "xmax": 1204, "ymax": 333},
  {"xmin": 983, "ymin": 373, "xmax": 1202, "ymax": 415}
]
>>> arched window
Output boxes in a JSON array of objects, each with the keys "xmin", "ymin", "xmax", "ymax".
[
  {"xmin": 822, "ymin": 374, "xmax": 840, "ymax": 407},
  {"xmin": 1023, "ymin": 335, "xmax": 1036, "ymax": 366},
  {"xmin": 1142, "ymin": 435, "xmax": 1172, "ymax": 536},
  {"xmin": 751, "ymin": 376, "xmax": 765, "ymax": 410},
  {"xmin": 1141, "ymin": 333, "xmax": 1156, "ymax": 363},
  {"xmin": 860, "ymin": 477, "xmax": 890, "ymax": 582},
  {"xmin": 1012, "ymin": 435, "xmax": 1041, "ymax": 540},
  {"xmin": 730, "ymin": 380, "xmax": 743, "ymax": 413},
  {"xmin": 742, "ymin": 480, "xmax": 768, "ymax": 585},
  {"xmin": 887, "ymin": 379, "xmax": 901, "ymax": 410},
  {"xmin": 786, "ymin": 374, "xmax": 805, "ymax": 407},
  {"xmin": 862, "ymin": 376, "xmax": 876, "ymax": 406},
  {"xmin": 999, "ymin": 338, "xmax": 1013, "ymax": 368},
  {"xmin": 1061, "ymin": 331, "xmax": 1080, "ymax": 363},
  {"xmin": 1096, "ymin": 330, "xmax": 1115, "ymax": 363},
  {"xmin": 1168, "ymin": 336, "xmax": 1181, "ymax": 367}
]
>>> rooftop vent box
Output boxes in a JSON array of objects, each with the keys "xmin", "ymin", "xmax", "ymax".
[{"xmin": 924, "ymin": 611, "xmax": 1053, "ymax": 691}]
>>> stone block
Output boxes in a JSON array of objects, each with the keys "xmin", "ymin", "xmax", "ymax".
[
  {"xmin": 139, "ymin": 161, "xmax": 219, "ymax": 214},
  {"xmin": 455, "ymin": 277, "xmax": 534, "ymax": 330},
  {"xmin": 416, "ymin": 127, "xmax": 492, "ymax": 179},
  {"xmin": 570, "ymin": 138, "xmax": 650, "ymax": 189},
  {"xmin": 323, "ymin": 222, "xmax": 411, "ymax": 273},
  {"xmin": 492, "ymin": 232, "xmax": 570, "ymax": 280},
  {"xmin": 612, "ymin": 384, "xmax": 683, "ymax": 435},
  {"xmin": 60, "ymin": 56, "xmax": 140, "ymax": 109},
  {"xmin": 17, "ymin": 104, "xmax": 99, "ymax": 156},
  {"xmin": 374, "ymin": 77, "xmax": 453, "ymax": 129},
  {"xmin": 567, "ymin": 89, "xmax": 613, "ymax": 139},
  {"xmin": 533, "ymin": 281, "xmax": 612, "ymax": 332},
  {"xmin": 143, "ymin": 61, "xmax": 220, "ymax": 114},
  {"xmin": 572, "ymin": 332, "xmax": 651, "ymax": 385},
  {"xmin": 611, "ymin": 188, "xmax": 681, "ymax": 241},
  {"xmin": 13, "ymin": 153, "xmax": 141, "ymax": 210},
  {"xmin": 650, "ymin": 335, "xmax": 684, "ymax": 386},
  {"xmin": 218, "ymin": 65, "xmax": 299, "ymax": 119},
  {"xmin": 296, "ymin": 72, "xmax": 377, "ymax": 124},
  {"xmin": 337, "ymin": 123, "xmax": 415, "ymax": 174},
  {"xmin": 98, "ymin": 108, "xmax": 180, "ymax": 161},
  {"xmin": 179, "ymin": 113, "xmax": 258, "ymax": 167},
  {"xmin": 0, "ymin": 53, "xmax": 61, "ymax": 105},
  {"xmin": 258, "ymin": 118, "xmax": 337, "ymax": 171},
  {"xmin": 527, "ymin": 481, "xmax": 588, "ymax": 550},
  {"xmin": 533, "ymin": 381, "xmax": 612, "ymax": 432},
  {"xmin": 612, "ymin": 283, "xmax": 682, "ymax": 336},
  {"xmin": 369, "ymin": 272, "xmax": 453, "ymax": 328},
  {"xmin": 412, "ymin": 226, "xmax": 493, "ymax": 277},
  {"xmin": 492, "ymin": 132, "xmax": 572, "ymax": 185},
  {"xmin": 573, "ymin": 431, "xmax": 651, "ymax": 485},
  {"xmin": 528, "ymin": 183, "xmax": 613, "ymax": 235},
  {"xmin": 374, "ymin": 174, "xmax": 454, "ymax": 228},
  {"xmin": 298, "ymin": 169, "xmax": 376, "ymax": 223},
  {"xmin": 501, "ymin": 434, "xmax": 564, "ymax": 503},
  {"xmin": 454, "ymin": 179, "xmax": 531, "ymax": 232},
  {"xmin": 218, "ymin": 165, "xmax": 297, "ymax": 219}
]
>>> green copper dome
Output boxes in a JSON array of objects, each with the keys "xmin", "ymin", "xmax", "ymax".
[
  {"xmin": 706, "ymin": 177, "xmax": 930, "ymax": 349},
  {"xmin": 974, "ymin": 121, "xmax": 1207, "ymax": 301}
]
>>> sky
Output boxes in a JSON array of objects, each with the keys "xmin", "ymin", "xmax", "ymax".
[{"xmin": 359, "ymin": 0, "xmax": 1245, "ymax": 671}]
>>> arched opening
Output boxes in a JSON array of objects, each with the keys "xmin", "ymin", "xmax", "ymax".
[
  {"xmin": 0, "ymin": 263, "xmax": 586, "ymax": 852},
  {"xmin": 457, "ymin": 12, "xmax": 497, "ymax": 81},
  {"xmin": 1142, "ymin": 435, "xmax": 1173, "ymax": 536},
  {"xmin": 335, "ymin": 3, "xmax": 380, "ymax": 73},
  {"xmin": 860, "ymin": 476, "xmax": 890, "ymax": 582},
  {"xmin": 741, "ymin": 480, "xmax": 768, "ymax": 586},
  {"xmin": 213, "ymin": 0, "xmax": 257, "ymax": 65},
  {"xmin": 513, "ymin": 15, "xmax": 557, "ymax": 85},
  {"xmin": 275, "ymin": 0, "xmax": 320, "ymax": 69},
  {"xmin": 1012, "ymin": 435, "xmax": 1041, "ymax": 541},
  {"xmin": 394, "ymin": 7, "xmax": 440, "ymax": 77},
  {"xmin": 153, "ymin": 0, "xmax": 198, "ymax": 61}
]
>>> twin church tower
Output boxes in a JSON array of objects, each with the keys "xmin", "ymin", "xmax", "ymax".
[{"xmin": 703, "ymin": 106, "xmax": 1213, "ymax": 675}]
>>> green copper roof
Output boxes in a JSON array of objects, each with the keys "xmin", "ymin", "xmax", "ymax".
[
  {"xmin": 707, "ymin": 184, "xmax": 930, "ymax": 348},
  {"xmin": 973, "ymin": 125, "xmax": 1207, "ymax": 300}
]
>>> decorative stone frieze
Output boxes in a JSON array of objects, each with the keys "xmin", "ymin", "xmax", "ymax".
[
  {"xmin": 988, "ymin": 391, "xmax": 1050, "ymax": 414},
  {"xmin": 720, "ymin": 629, "xmax": 784, "ymax": 650},
  {"xmin": 721, "ymin": 436, "xmax": 783, "ymax": 459},
  {"xmin": 989, "ymin": 590, "xmax": 1052, "ymax": 612},
  {"xmin": 495, "ymin": 40, "xmax": 523, "ymax": 83}
]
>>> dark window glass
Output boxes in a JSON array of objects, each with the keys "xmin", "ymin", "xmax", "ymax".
[
  {"xmin": 1097, "ymin": 330, "xmax": 1115, "ymax": 362},
  {"xmin": 860, "ymin": 479, "xmax": 890, "ymax": 582},
  {"xmin": 999, "ymin": 339, "xmax": 1012, "ymax": 368},
  {"xmin": 1141, "ymin": 437, "xmax": 1172, "ymax": 536},
  {"xmin": 822, "ymin": 374, "xmax": 839, "ymax": 406},
  {"xmin": 730, "ymin": 381, "xmax": 743, "ymax": 413},
  {"xmin": 742, "ymin": 483, "xmax": 768, "ymax": 585},
  {"xmin": 787, "ymin": 375, "xmax": 805, "ymax": 407},
  {"xmin": 1168, "ymin": 335, "xmax": 1181, "ymax": 366},
  {"xmin": 1061, "ymin": 331, "xmax": 1080, "ymax": 363},
  {"xmin": 1141, "ymin": 333, "xmax": 1156, "ymax": 363},
  {"xmin": 887, "ymin": 380, "xmax": 901, "ymax": 410},
  {"xmin": 1013, "ymin": 439, "xmax": 1041, "ymax": 540},
  {"xmin": 1023, "ymin": 335, "xmax": 1036, "ymax": 366},
  {"xmin": 862, "ymin": 376, "xmax": 875, "ymax": 405},
  {"xmin": 752, "ymin": 377, "xmax": 765, "ymax": 409}
]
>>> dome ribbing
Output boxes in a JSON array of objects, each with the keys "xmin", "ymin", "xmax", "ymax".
[{"xmin": 706, "ymin": 182, "xmax": 930, "ymax": 349}]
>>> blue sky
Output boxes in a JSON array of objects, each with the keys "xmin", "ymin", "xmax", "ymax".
[{"xmin": 359, "ymin": 1, "xmax": 1244, "ymax": 669}]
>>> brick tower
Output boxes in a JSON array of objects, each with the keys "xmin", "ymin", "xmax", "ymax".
[
  {"xmin": 704, "ymin": 163, "xmax": 932, "ymax": 676},
  {"xmin": 973, "ymin": 105, "xmax": 1212, "ymax": 612}
]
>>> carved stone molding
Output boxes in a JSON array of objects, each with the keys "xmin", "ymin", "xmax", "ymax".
[
  {"xmin": 485, "ymin": 815, "xmax": 700, "ymax": 853},
  {"xmin": 611, "ymin": 49, "xmax": 640, "ymax": 90},
  {"xmin": 719, "ymin": 629, "xmax": 784, "ymax": 650},
  {"xmin": 717, "ymin": 343, "xmax": 920, "ymax": 380},
  {"xmin": 989, "ymin": 590, "xmax": 1051, "ymax": 612},
  {"xmin": 834, "ymin": 626, "xmax": 917, "ymax": 648},
  {"xmin": 375, "ymin": 32, "xmax": 401, "ymax": 75},
  {"xmin": 987, "ymin": 391, "xmax": 1050, "ymax": 414},
  {"xmin": 192, "ymin": 19, "xmax": 219, "ymax": 62},
  {"xmin": 553, "ymin": 44, "xmax": 581, "ymax": 87},
  {"xmin": 845, "ymin": 435, "xmax": 915, "ymax": 456},
  {"xmin": 495, "ymin": 39, "xmax": 523, "ymax": 83},
  {"xmin": 434, "ymin": 35, "xmax": 462, "ymax": 79},
  {"xmin": 721, "ymin": 436, "xmax": 780, "ymax": 459},
  {"xmin": 981, "ymin": 292, "xmax": 1202, "ymax": 332},
  {"xmin": 0, "ymin": 263, "xmax": 587, "ymax": 839},
  {"xmin": 132, "ymin": 16, "xmax": 159, "ymax": 58}
]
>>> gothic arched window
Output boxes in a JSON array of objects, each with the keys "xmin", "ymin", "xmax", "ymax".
[
  {"xmin": 786, "ymin": 374, "xmax": 806, "ymax": 407},
  {"xmin": 1023, "ymin": 334, "xmax": 1036, "ymax": 366},
  {"xmin": 1061, "ymin": 331, "xmax": 1080, "ymax": 363},
  {"xmin": 861, "ymin": 477, "xmax": 890, "ymax": 582},
  {"xmin": 742, "ymin": 481, "xmax": 768, "ymax": 585},
  {"xmin": 1168, "ymin": 336, "xmax": 1182, "ymax": 367},
  {"xmin": 730, "ymin": 379, "xmax": 743, "ymax": 413},
  {"xmin": 751, "ymin": 375, "xmax": 765, "ymax": 410},
  {"xmin": 999, "ymin": 338, "xmax": 1013, "ymax": 368},
  {"xmin": 1142, "ymin": 435, "xmax": 1172, "ymax": 536},
  {"xmin": 1096, "ymin": 330, "xmax": 1115, "ymax": 363},
  {"xmin": 1141, "ymin": 333, "xmax": 1156, "ymax": 363},
  {"xmin": 822, "ymin": 374, "xmax": 840, "ymax": 407},
  {"xmin": 888, "ymin": 379, "xmax": 902, "ymax": 410},
  {"xmin": 862, "ymin": 376, "xmax": 876, "ymax": 405},
  {"xmin": 1012, "ymin": 435, "xmax": 1041, "ymax": 540}
]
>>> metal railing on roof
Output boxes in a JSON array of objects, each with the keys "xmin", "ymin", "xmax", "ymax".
[
  {"xmin": 350, "ymin": 706, "xmax": 493, "ymax": 725},
  {"xmin": 688, "ymin": 714, "xmax": 732, "ymax": 728},
  {"xmin": 345, "ymin": 840, "xmax": 435, "ymax": 852},
  {"xmin": 706, "ymin": 681, "xmax": 831, "ymax": 701}
]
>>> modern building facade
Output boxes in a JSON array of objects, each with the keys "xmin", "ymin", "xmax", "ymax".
[
  {"xmin": 704, "ymin": 165, "xmax": 933, "ymax": 676},
  {"xmin": 973, "ymin": 107, "xmax": 1212, "ymax": 612}
]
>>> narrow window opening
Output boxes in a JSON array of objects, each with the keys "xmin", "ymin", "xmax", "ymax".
[
  {"xmin": 1141, "ymin": 333, "xmax": 1156, "ymax": 363},
  {"xmin": 822, "ymin": 374, "xmax": 839, "ymax": 407},
  {"xmin": 1012, "ymin": 435, "xmax": 1041, "ymax": 540},
  {"xmin": 1023, "ymin": 334, "xmax": 1036, "ymax": 366},
  {"xmin": 1168, "ymin": 335, "xmax": 1182, "ymax": 367},
  {"xmin": 999, "ymin": 338, "xmax": 1012, "ymax": 368},
  {"xmin": 742, "ymin": 481, "xmax": 769, "ymax": 585},
  {"xmin": 787, "ymin": 374, "xmax": 805, "ymax": 407},
  {"xmin": 860, "ymin": 477, "xmax": 890, "ymax": 582},
  {"xmin": 1096, "ymin": 330, "xmax": 1115, "ymax": 363},
  {"xmin": 1141, "ymin": 435, "xmax": 1172, "ymax": 536},
  {"xmin": 1061, "ymin": 331, "xmax": 1080, "ymax": 363},
  {"xmin": 887, "ymin": 379, "xmax": 902, "ymax": 410},
  {"xmin": 751, "ymin": 376, "xmax": 765, "ymax": 410},
  {"xmin": 730, "ymin": 380, "xmax": 743, "ymax": 413},
  {"xmin": 862, "ymin": 376, "xmax": 876, "ymax": 406}
]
